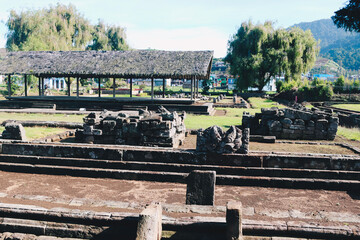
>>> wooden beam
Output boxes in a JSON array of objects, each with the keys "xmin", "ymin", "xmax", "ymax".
[
  {"xmin": 24, "ymin": 75, "xmax": 28, "ymax": 97},
  {"xmin": 76, "ymin": 77, "xmax": 80, "ymax": 97},
  {"xmin": 67, "ymin": 77, "xmax": 71, "ymax": 96},
  {"xmin": 162, "ymin": 78, "xmax": 165, "ymax": 98},
  {"xmin": 113, "ymin": 78, "xmax": 116, "ymax": 98},
  {"xmin": 130, "ymin": 78, "xmax": 133, "ymax": 98},
  {"xmin": 7, "ymin": 75, "xmax": 11, "ymax": 98},
  {"xmin": 151, "ymin": 77, "xmax": 154, "ymax": 100}
]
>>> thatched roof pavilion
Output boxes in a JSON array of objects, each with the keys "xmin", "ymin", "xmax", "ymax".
[
  {"xmin": 0, "ymin": 50, "xmax": 213, "ymax": 99},
  {"xmin": 0, "ymin": 50, "xmax": 213, "ymax": 79}
]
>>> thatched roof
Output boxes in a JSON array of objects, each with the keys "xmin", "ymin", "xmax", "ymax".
[{"xmin": 0, "ymin": 50, "xmax": 213, "ymax": 79}]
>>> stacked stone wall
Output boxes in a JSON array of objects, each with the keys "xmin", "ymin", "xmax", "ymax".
[
  {"xmin": 242, "ymin": 107, "xmax": 338, "ymax": 140},
  {"xmin": 76, "ymin": 107, "xmax": 186, "ymax": 147}
]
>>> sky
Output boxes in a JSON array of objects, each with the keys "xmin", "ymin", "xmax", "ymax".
[{"xmin": 0, "ymin": 0, "xmax": 348, "ymax": 57}]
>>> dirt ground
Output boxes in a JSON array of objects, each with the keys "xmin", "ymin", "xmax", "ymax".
[{"xmin": 0, "ymin": 171, "xmax": 358, "ymax": 223}]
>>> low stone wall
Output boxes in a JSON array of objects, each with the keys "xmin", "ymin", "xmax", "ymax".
[
  {"xmin": 243, "ymin": 107, "xmax": 339, "ymax": 140},
  {"xmin": 75, "ymin": 107, "xmax": 186, "ymax": 147}
]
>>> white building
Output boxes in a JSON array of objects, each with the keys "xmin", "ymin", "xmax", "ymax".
[{"xmin": 44, "ymin": 78, "xmax": 67, "ymax": 90}]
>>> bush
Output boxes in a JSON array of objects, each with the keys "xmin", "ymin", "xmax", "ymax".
[{"xmin": 275, "ymin": 78, "xmax": 333, "ymax": 102}]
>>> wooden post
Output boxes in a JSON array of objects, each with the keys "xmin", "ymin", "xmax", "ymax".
[
  {"xmin": 195, "ymin": 77, "xmax": 198, "ymax": 99},
  {"xmin": 7, "ymin": 75, "xmax": 11, "ymax": 98},
  {"xmin": 67, "ymin": 77, "xmax": 71, "ymax": 96},
  {"xmin": 162, "ymin": 78, "xmax": 165, "ymax": 98},
  {"xmin": 76, "ymin": 77, "xmax": 80, "ymax": 97},
  {"xmin": 24, "ymin": 75, "xmax": 28, "ymax": 97},
  {"xmin": 130, "ymin": 78, "xmax": 133, "ymax": 98},
  {"xmin": 98, "ymin": 78, "xmax": 101, "ymax": 97},
  {"xmin": 151, "ymin": 77, "xmax": 154, "ymax": 100},
  {"xmin": 113, "ymin": 78, "xmax": 116, "ymax": 98},
  {"xmin": 38, "ymin": 77, "xmax": 41, "ymax": 96},
  {"xmin": 190, "ymin": 78, "xmax": 193, "ymax": 100}
]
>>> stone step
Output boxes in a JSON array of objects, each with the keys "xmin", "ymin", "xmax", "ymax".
[
  {"xmin": 0, "ymin": 203, "xmax": 358, "ymax": 240},
  {"xmin": 0, "ymin": 154, "xmax": 359, "ymax": 181},
  {"xmin": 0, "ymin": 161, "xmax": 358, "ymax": 191}
]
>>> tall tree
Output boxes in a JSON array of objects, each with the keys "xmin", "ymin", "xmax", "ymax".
[
  {"xmin": 6, "ymin": 3, "xmax": 129, "ymax": 51},
  {"xmin": 225, "ymin": 21, "xmax": 318, "ymax": 92},
  {"xmin": 87, "ymin": 21, "xmax": 129, "ymax": 50},
  {"xmin": 332, "ymin": 0, "xmax": 360, "ymax": 33}
]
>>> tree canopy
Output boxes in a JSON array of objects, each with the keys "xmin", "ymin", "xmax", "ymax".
[
  {"xmin": 6, "ymin": 3, "xmax": 129, "ymax": 51},
  {"xmin": 332, "ymin": 0, "xmax": 360, "ymax": 33},
  {"xmin": 225, "ymin": 21, "xmax": 318, "ymax": 92}
]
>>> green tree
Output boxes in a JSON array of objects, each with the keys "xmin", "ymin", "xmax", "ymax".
[
  {"xmin": 335, "ymin": 75, "xmax": 345, "ymax": 87},
  {"xmin": 332, "ymin": 0, "xmax": 360, "ymax": 33},
  {"xmin": 87, "ymin": 21, "xmax": 129, "ymax": 50},
  {"xmin": 6, "ymin": 3, "xmax": 129, "ymax": 51},
  {"xmin": 225, "ymin": 21, "xmax": 318, "ymax": 92}
]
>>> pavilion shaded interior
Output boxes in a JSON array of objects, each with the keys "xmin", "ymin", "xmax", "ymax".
[{"xmin": 0, "ymin": 50, "xmax": 213, "ymax": 100}]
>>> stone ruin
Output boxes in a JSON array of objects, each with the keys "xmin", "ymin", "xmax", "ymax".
[
  {"xmin": 1, "ymin": 122, "xmax": 27, "ymax": 141},
  {"xmin": 242, "ymin": 106, "xmax": 339, "ymax": 140},
  {"xmin": 75, "ymin": 106, "xmax": 186, "ymax": 147},
  {"xmin": 196, "ymin": 125, "xmax": 249, "ymax": 154}
]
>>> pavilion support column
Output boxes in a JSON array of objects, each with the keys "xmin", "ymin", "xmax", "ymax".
[
  {"xmin": 7, "ymin": 75, "xmax": 11, "ymax": 98},
  {"xmin": 190, "ymin": 78, "xmax": 193, "ymax": 100},
  {"xmin": 130, "ymin": 78, "xmax": 133, "ymax": 98},
  {"xmin": 98, "ymin": 78, "xmax": 101, "ymax": 98},
  {"xmin": 195, "ymin": 77, "xmax": 198, "ymax": 99},
  {"xmin": 113, "ymin": 78, "xmax": 116, "ymax": 98},
  {"xmin": 24, "ymin": 75, "xmax": 28, "ymax": 97},
  {"xmin": 76, "ymin": 77, "xmax": 80, "ymax": 97},
  {"xmin": 151, "ymin": 77, "xmax": 154, "ymax": 100},
  {"xmin": 38, "ymin": 77, "xmax": 41, "ymax": 96},
  {"xmin": 162, "ymin": 78, "xmax": 165, "ymax": 98},
  {"xmin": 67, "ymin": 77, "xmax": 71, "ymax": 97}
]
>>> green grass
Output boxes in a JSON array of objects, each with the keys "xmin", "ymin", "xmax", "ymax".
[
  {"xmin": 0, "ymin": 126, "xmax": 68, "ymax": 140},
  {"xmin": 185, "ymin": 108, "xmax": 260, "ymax": 130},
  {"xmin": 337, "ymin": 126, "xmax": 360, "ymax": 141},
  {"xmin": 248, "ymin": 97, "xmax": 285, "ymax": 109},
  {"xmin": 185, "ymin": 114, "xmax": 241, "ymax": 130},
  {"xmin": 0, "ymin": 113, "xmax": 85, "ymax": 123},
  {"xmin": 331, "ymin": 104, "xmax": 360, "ymax": 112}
]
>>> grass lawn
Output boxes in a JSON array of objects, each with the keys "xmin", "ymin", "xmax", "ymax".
[
  {"xmin": 331, "ymin": 104, "xmax": 360, "ymax": 112},
  {"xmin": 248, "ymin": 97, "xmax": 285, "ymax": 109},
  {"xmin": 0, "ymin": 113, "xmax": 85, "ymax": 123},
  {"xmin": 185, "ymin": 108, "xmax": 260, "ymax": 130},
  {"xmin": 0, "ymin": 126, "xmax": 68, "ymax": 140},
  {"xmin": 337, "ymin": 126, "xmax": 360, "ymax": 141},
  {"xmin": 185, "ymin": 98, "xmax": 284, "ymax": 130}
]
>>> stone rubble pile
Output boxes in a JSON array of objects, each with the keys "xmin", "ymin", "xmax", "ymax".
[
  {"xmin": 1, "ymin": 122, "xmax": 27, "ymax": 141},
  {"xmin": 233, "ymin": 95, "xmax": 250, "ymax": 108},
  {"xmin": 242, "ymin": 107, "xmax": 339, "ymax": 140},
  {"xmin": 196, "ymin": 125, "xmax": 249, "ymax": 154},
  {"xmin": 76, "ymin": 106, "xmax": 186, "ymax": 147}
]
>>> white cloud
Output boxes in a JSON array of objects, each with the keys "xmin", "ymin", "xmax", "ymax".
[{"xmin": 127, "ymin": 27, "xmax": 229, "ymax": 58}]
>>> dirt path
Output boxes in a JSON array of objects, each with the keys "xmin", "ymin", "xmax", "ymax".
[{"xmin": 0, "ymin": 171, "xmax": 358, "ymax": 226}]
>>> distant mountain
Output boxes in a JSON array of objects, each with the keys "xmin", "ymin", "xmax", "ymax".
[{"xmin": 291, "ymin": 19, "xmax": 360, "ymax": 70}]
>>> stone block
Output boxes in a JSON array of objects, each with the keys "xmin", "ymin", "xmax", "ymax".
[
  {"xmin": 186, "ymin": 170, "xmax": 216, "ymax": 205},
  {"xmin": 226, "ymin": 201, "xmax": 243, "ymax": 240},
  {"xmin": 1, "ymin": 122, "xmax": 27, "ymax": 141},
  {"xmin": 136, "ymin": 203, "xmax": 162, "ymax": 240},
  {"xmin": 280, "ymin": 118, "xmax": 292, "ymax": 128}
]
